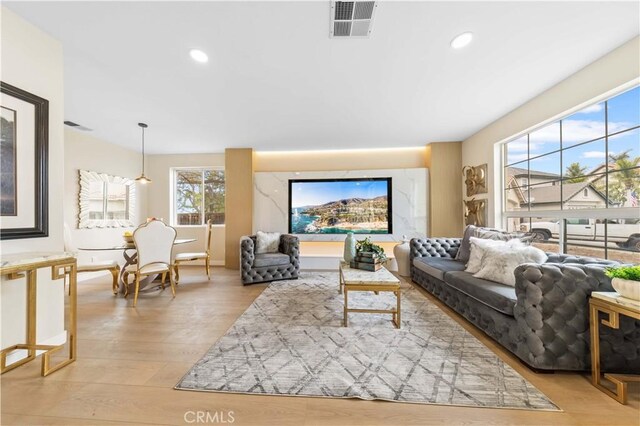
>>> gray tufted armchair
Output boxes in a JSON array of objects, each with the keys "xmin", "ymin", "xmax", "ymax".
[{"xmin": 240, "ymin": 234, "xmax": 300, "ymax": 285}]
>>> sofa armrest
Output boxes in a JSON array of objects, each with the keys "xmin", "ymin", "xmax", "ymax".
[
  {"xmin": 240, "ymin": 236, "xmax": 255, "ymax": 272},
  {"xmin": 410, "ymin": 238, "xmax": 461, "ymax": 262},
  {"xmin": 280, "ymin": 234, "xmax": 300, "ymax": 268},
  {"xmin": 513, "ymin": 262, "xmax": 618, "ymax": 370}
]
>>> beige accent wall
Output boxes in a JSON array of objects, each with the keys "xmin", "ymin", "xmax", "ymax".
[
  {"xmin": 254, "ymin": 147, "xmax": 426, "ymax": 172},
  {"xmin": 146, "ymin": 153, "xmax": 226, "ymax": 266},
  {"xmin": 425, "ymin": 142, "xmax": 464, "ymax": 237},
  {"xmin": 64, "ymin": 128, "xmax": 147, "ymax": 271},
  {"xmin": 224, "ymin": 149, "xmax": 254, "ymax": 269},
  {"xmin": 462, "ymin": 36, "xmax": 640, "ymax": 227}
]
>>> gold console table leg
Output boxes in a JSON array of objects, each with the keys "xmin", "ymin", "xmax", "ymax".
[
  {"xmin": 589, "ymin": 299, "xmax": 639, "ymax": 405},
  {"xmin": 0, "ymin": 258, "xmax": 77, "ymax": 377}
]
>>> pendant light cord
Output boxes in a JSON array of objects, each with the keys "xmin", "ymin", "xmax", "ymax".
[{"xmin": 141, "ymin": 126, "xmax": 145, "ymax": 175}]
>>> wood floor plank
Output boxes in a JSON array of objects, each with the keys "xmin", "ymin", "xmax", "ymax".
[
  {"xmin": 1, "ymin": 266, "xmax": 638, "ymax": 426},
  {"xmin": 0, "ymin": 413, "xmax": 150, "ymax": 425},
  {"xmin": 2, "ymin": 357, "xmax": 167, "ymax": 386}
]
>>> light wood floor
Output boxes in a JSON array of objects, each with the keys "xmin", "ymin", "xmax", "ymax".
[{"xmin": 1, "ymin": 266, "xmax": 638, "ymax": 426}]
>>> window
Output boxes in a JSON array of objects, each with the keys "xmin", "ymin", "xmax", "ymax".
[
  {"xmin": 173, "ymin": 168, "xmax": 225, "ymax": 226},
  {"xmin": 502, "ymin": 86, "xmax": 640, "ymax": 263}
]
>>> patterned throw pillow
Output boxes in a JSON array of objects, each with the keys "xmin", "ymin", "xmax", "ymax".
[
  {"xmin": 473, "ymin": 244, "xmax": 547, "ymax": 286},
  {"xmin": 255, "ymin": 231, "xmax": 281, "ymax": 254},
  {"xmin": 465, "ymin": 237, "xmax": 525, "ymax": 274}
]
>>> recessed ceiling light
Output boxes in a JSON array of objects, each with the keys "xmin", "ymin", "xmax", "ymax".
[
  {"xmin": 450, "ymin": 32, "xmax": 473, "ymax": 49},
  {"xmin": 189, "ymin": 49, "xmax": 208, "ymax": 63}
]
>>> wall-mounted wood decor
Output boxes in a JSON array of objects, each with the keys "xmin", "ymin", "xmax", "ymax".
[
  {"xmin": 464, "ymin": 198, "xmax": 486, "ymax": 227},
  {"xmin": 463, "ymin": 164, "xmax": 487, "ymax": 197}
]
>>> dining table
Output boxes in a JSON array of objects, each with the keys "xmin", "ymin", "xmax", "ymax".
[{"xmin": 79, "ymin": 238, "xmax": 196, "ymax": 294}]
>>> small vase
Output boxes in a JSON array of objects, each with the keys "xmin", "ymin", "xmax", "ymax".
[
  {"xmin": 394, "ymin": 235, "xmax": 411, "ymax": 277},
  {"xmin": 612, "ymin": 278, "xmax": 640, "ymax": 301},
  {"xmin": 343, "ymin": 232, "xmax": 356, "ymax": 263}
]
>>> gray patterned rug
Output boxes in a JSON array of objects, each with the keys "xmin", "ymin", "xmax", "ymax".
[{"xmin": 176, "ymin": 272, "xmax": 559, "ymax": 411}]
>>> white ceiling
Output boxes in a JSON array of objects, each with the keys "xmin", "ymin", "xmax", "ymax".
[{"xmin": 5, "ymin": 1, "xmax": 640, "ymax": 154}]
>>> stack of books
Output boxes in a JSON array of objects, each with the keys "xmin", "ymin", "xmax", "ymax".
[{"xmin": 350, "ymin": 252, "xmax": 382, "ymax": 271}]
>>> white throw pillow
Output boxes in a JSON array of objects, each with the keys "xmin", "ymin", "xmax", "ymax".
[
  {"xmin": 465, "ymin": 237, "xmax": 524, "ymax": 274},
  {"xmin": 473, "ymin": 244, "xmax": 548, "ymax": 287},
  {"xmin": 255, "ymin": 231, "xmax": 281, "ymax": 254}
]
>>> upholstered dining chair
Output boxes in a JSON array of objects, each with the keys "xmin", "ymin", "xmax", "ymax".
[
  {"xmin": 63, "ymin": 223, "xmax": 120, "ymax": 294},
  {"xmin": 123, "ymin": 220, "xmax": 177, "ymax": 307},
  {"xmin": 173, "ymin": 219, "xmax": 213, "ymax": 283}
]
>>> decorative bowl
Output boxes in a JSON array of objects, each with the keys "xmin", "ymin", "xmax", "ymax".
[{"xmin": 612, "ymin": 278, "xmax": 640, "ymax": 301}]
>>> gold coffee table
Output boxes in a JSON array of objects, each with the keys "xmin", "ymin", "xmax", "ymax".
[{"xmin": 339, "ymin": 261, "xmax": 401, "ymax": 328}]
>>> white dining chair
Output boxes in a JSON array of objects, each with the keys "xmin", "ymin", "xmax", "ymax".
[
  {"xmin": 173, "ymin": 219, "xmax": 213, "ymax": 283},
  {"xmin": 123, "ymin": 220, "xmax": 177, "ymax": 307},
  {"xmin": 63, "ymin": 223, "xmax": 120, "ymax": 294}
]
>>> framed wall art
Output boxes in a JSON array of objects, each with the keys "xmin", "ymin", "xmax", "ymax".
[{"xmin": 0, "ymin": 82, "xmax": 49, "ymax": 240}]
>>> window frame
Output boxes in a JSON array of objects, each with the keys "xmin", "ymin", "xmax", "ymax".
[
  {"xmin": 171, "ymin": 166, "xmax": 225, "ymax": 227},
  {"xmin": 498, "ymin": 82, "xmax": 640, "ymax": 261}
]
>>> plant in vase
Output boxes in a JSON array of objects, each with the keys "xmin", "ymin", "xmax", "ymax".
[
  {"xmin": 605, "ymin": 265, "xmax": 640, "ymax": 301},
  {"xmin": 355, "ymin": 237, "xmax": 388, "ymax": 263}
]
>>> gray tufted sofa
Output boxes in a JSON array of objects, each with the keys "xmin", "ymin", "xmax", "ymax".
[
  {"xmin": 410, "ymin": 237, "xmax": 640, "ymax": 373},
  {"xmin": 240, "ymin": 234, "xmax": 300, "ymax": 285}
]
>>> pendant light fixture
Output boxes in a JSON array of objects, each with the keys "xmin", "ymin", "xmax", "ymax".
[{"xmin": 135, "ymin": 122, "xmax": 152, "ymax": 184}]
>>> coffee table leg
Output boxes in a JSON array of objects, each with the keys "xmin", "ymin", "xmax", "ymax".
[
  {"xmin": 343, "ymin": 288, "xmax": 348, "ymax": 327},
  {"xmin": 396, "ymin": 290, "xmax": 401, "ymax": 329}
]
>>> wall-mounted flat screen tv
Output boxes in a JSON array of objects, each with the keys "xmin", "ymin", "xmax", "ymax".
[{"xmin": 288, "ymin": 178, "xmax": 392, "ymax": 234}]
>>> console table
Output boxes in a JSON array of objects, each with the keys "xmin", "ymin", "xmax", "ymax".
[
  {"xmin": 0, "ymin": 252, "xmax": 77, "ymax": 376},
  {"xmin": 589, "ymin": 291, "xmax": 640, "ymax": 404}
]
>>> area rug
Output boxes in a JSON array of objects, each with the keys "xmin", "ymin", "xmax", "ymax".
[{"xmin": 176, "ymin": 272, "xmax": 559, "ymax": 411}]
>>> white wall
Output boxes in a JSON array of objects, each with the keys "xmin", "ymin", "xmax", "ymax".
[
  {"xmin": 146, "ymin": 153, "xmax": 226, "ymax": 265},
  {"xmin": 0, "ymin": 7, "xmax": 66, "ymax": 362},
  {"xmin": 0, "ymin": 7, "xmax": 65, "ymax": 253},
  {"xmin": 64, "ymin": 128, "xmax": 148, "ymax": 277},
  {"xmin": 462, "ymin": 36, "xmax": 640, "ymax": 227}
]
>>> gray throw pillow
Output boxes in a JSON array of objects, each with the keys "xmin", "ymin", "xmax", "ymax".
[
  {"xmin": 475, "ymin": 228, "xmax": 534, "ymax": 244},
  {"xmin": 455, "ymin": 225, "xmax": 477, "ymax": 262},
  {"xmin": 456, "ymin": 225, "xmax": 532, "ymax": 263}
]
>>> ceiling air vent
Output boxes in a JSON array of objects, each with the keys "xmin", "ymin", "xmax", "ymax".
[
  {"xmin": 330, "ymin": 1, "xmax": 378, "ymax": 38},
  {"xmin": 64, "ymin": 120, "xmax": 93, "ymax": 131}
]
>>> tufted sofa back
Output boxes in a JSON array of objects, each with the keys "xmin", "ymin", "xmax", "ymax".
[
  {"xmin": 410, "ymin": 238, "xmax": 461, "ymax": 261},
  {"xmin": 545, "ymin": 253, "xmax": 620, "ymax": 267}
]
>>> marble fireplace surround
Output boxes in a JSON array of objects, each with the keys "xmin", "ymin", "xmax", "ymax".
[{"xmin": 253, "ymin": 168, "xmax": 428, "ymax": 242}]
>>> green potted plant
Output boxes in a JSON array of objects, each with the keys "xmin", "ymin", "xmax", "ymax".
[
  {"xmin": 605, "ymin": 265, "xmax": 640, "ymax": 301},
  {"xmin": 355, "ymin": 237, "xmax": 388, "ymax": 263}
]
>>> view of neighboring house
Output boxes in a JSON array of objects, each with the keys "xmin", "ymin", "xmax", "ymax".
[
  {"xmin": 505, "ymin": 166, "xmax": 609, "ymax": 210},
  {"xmin": 506, "ymin": 164, "xmax": 639, "ymax": 210}
]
